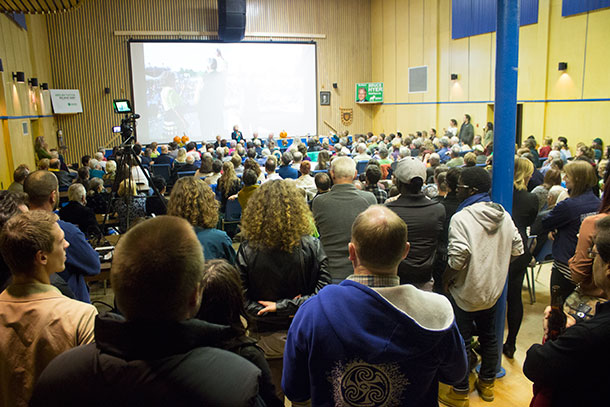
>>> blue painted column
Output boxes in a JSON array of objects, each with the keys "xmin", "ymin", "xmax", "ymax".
[{"xmin": 492, "ymin": 0, "xmax": 520, "ymax": 375}]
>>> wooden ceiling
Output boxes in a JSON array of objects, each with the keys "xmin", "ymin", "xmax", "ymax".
[{"xmin": 0, "ymin": 0, "xmax": 84, "ymax": 14}]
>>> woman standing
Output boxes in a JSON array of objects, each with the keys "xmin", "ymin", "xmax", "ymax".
[
  {"xmin": 167, "ymin": 177, "xmax": 235, "ymax": 264},
  {"xmin": 542, "ymin": 160, "xmax": 600, "ymax": 301},
  {"xmin": 237, "ymin": 180, "xmax": 331, "ymax": 399},
  {"xmin": 503, "ymin": 157, "xmax": 539, "ymax": 358},
  {"xmin": 217, "ymin": 161, "xmax": 241, "ymax": 213}
]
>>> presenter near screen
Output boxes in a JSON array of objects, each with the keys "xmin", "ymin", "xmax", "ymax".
[{"xmin": 357, "ymin": 87, "xmax": 368, "ymax": 103}]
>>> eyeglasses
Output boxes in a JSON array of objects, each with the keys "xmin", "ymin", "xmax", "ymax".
[
  {"xmin": 588, "ymin": 247, "xmax": 599, "ymax": 259},
  {"xmin": 456, "ymin": 184, "xmax": 470, "ymax": 189}
]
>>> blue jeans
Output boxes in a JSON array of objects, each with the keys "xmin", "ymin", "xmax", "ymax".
[{"xmin": 450, "ymin": 297, "xmax": 498, "ymax": 390}]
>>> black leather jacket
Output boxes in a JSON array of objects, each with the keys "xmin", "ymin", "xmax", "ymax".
[{"xmin": 237, "ymin": 235, "xmax": 331, "ymax": 331}]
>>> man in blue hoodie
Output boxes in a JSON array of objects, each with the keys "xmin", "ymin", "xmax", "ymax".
[{"xmin": 283, "ymin": 205, "xmax": 467, "ymax": 406}]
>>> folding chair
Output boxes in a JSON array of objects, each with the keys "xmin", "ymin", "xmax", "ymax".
[
  {"xmin": 150, "ymin": 164, "xmax": 171, "ymax": 183},
  {"xmin": 222, "ymin": 199, "xmax": 242, "ymax": 231},
  {"xmin": 356, "ymin": 160, "xmax": 368, "ymax": 175},
  {"xmin": 177, "ymin": 171, "xmax": 196, "ymax": 179},
  {"xmin": 526, "ymin": 237, "xmax": 554, "ymax": 304}
]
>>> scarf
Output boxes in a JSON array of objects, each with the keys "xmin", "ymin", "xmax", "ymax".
[{"xmin": 456, "ymin": 192, "xmax": 491, "ymax": 212}]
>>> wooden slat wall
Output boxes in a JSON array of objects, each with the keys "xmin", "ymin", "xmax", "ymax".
[{"xmin": 46, "ymin": 0, "xmax": 372, "ymax": 163}]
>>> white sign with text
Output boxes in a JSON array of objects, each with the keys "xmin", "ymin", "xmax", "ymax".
[{"xmin": 50, "ymin": 89, "xmax": 83, "ymax": 114}]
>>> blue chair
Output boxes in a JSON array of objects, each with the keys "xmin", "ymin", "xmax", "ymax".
[
  {"xmin": 526, "ymin": 237, "xmax": 553, "ymax": 304},
  {"xmin": 151, "ymin": 164, "xmax": 171, "ymax": 183},
  {"xmin": 222, "ymin": 199, "xmax": 242, "ymax": 231},
  {"xmin": 177, "ymin": 171, "xmax": 196, "ymax": 179},
  {"xmin": 356, "ymin": 160, "xmax": 368, "ymax": 175},
  {"xmin": 312, "ymin": 169, "xmax": 328, "ymax": 175},
  {"xmin": 209, "ymin": 184, "xmax": 217, "ymax": 193}
]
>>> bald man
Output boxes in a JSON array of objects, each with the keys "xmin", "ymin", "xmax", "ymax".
[
  {"xmin": 23, "ymin": 170, "xmax": 100, "ymax": 303},
  {"xmin": 283, "ymin": 205, "xmax": 467, "ymax": 406},
  {"xmin": 31, "ymin": 216, "xmax": 263, "ymax": 406}
]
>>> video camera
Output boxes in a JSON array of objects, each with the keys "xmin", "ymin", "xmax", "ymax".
[{"xmin": 112, "ymin": 99, "xmax": 140, "ymax": 144}]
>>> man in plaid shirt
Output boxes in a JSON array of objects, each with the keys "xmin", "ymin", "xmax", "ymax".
[{"xmin": 364, "ymin": 165, "xmax": 387, "ymax": 204}]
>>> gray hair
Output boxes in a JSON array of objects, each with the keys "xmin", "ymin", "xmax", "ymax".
[
  {"xmin": 399, "ymin": 146, "xmax": 411, "ymax": 158},
  {"xmin": 68, "ymin": 183, "xmax": 86, "ymax": 202},
  {"xmin": 357, "ymin": 143, "xmax": 367, "ymax": 153},
  {"xmin": 330, "ymin": 156, "xmax": 356, "ymax": 179},
  {"xmin": 440, "ymin": 137, "xmax": 450, "ymax": 147},
  {"xmin": 106, "ymin": 160, "xmax": 116, "ymax": 173},
  {"xmin": 88, "ymin": 177, "xmax": 104, "ymax": 195},
  {"xmin": 94, "ymin": 152, "xmax": 105, "ymax": 161},
  {"xmin": 186, "ymin": 154, "xmax": 195, "ymax": 165}
]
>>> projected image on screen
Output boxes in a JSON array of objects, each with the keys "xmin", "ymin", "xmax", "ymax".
[{"xmin": 130, "ymin": 42, "xmax": 317, "ymax": 145}]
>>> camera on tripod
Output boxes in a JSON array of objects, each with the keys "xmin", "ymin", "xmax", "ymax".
[{"xmin": 112, "ymin": 99, "xmax": 140, "ymax": 144}]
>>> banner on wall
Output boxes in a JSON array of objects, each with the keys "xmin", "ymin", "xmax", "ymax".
[
  {"xmin": 355, "ymin": 82, "xmax": 383, "ymax": 104},
  {"xmin": 50, "ymin": 90, "xmax": 83, "ymax": 114}
]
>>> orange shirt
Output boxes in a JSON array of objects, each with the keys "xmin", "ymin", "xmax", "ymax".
[
  {"xmin": 0, "ymin": 283, "xmax": 97, "ymax": 406},
  {"xmin": 569, "ymin": 213, "xmax": 606, "ymax": 297}
]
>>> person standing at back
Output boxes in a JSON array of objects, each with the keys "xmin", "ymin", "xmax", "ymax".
[
  {"xmin": 458, "ymin": 114, "xmax": 474, "ymax": 148},
  {"xmin": 313, "ymin": 157, "xmax": 377, "ymax": 283},
  {"xmin": 0, "ymin": 211, "xmax": 97, "ymax": 407},
  {"xmin": 439, "ymin": 167, "xmax": 523, "ymax": 406},
  {"xmin": 386, "ymin": 157, "xmax": 445, "ymax": 289}
]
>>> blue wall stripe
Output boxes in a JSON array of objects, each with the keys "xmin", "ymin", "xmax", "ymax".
[
  {"xmin": 0, "ymin": 115, "xmax": 55, "ymax": 120},
  {"xmin": 452, "ymin": 0, "xmax": 539, "ymax": 39},
  {"xmin": 562, "ymin": 0, "xmax": 610, "ymax": 17},
  {"xmin": 383, "ymin": 98, "xmax": 610, "ymax": 106}
]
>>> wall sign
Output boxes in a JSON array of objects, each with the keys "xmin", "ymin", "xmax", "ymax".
[{"xmin": 50, "ymin": 89, "xmax": 83, "ymax": 114}]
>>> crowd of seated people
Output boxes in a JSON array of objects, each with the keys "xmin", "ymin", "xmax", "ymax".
[{"xmin": 0, "ymin": 121, "xmax": 609, "ymax": 406}]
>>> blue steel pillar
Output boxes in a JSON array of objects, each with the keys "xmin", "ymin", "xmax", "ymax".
[{"xmin": 492, "ymin": 0, "xmax": 520, "ymax": 375}]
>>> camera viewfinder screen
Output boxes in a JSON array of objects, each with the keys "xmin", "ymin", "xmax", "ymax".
[{"xmin": 113, "ymin": 100, "xmax": 132, "ymax": 113}]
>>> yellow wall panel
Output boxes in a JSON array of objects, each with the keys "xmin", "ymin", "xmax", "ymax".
[
  {"xmin": 371, "ymin": 0, "xmax": 384, "ymax": 83},
  {"xmin": 395, "ymin": 0, "xmax": 410, "ymax": 101},
  {"xmin": 468, "ymin": 33, "xmax": 492, "ymax": 102},
  {"xmin": 582, "ymin": 8, "xmax": 610, "ymax": 99},
  {"xmin": 545, "ymin": 102, "xmax": 610, "ymax": 147}
]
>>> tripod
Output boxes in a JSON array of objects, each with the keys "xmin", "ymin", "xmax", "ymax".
[{"xmin": 96, "ymin": 135, "xmax": 167, "ymax": 246}]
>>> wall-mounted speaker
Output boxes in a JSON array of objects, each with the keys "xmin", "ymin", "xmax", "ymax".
[
  {"xmin": 218, "ymin": 0, "xmax": 246, "ymax": 42},
  {"xmin": 332, "ymin": 83, "xmax": 338, "ymax": 89}
]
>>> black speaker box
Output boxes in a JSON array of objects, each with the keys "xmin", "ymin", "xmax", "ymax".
[{"xmin": 218, "ymin": 0, "xmax": 246, "ymax": 42}]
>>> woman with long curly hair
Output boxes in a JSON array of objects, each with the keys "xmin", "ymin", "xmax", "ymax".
[
  {"xmin": 217, "ymin": 161, "xmax": 241, "ymax": 212},
  {"xmin": 167, "ymin": 177, "xmax": 235, "ymax": 264},
  {"xmin": 237, "ymin": 180, "xmax": 331, "ymax": 399}
]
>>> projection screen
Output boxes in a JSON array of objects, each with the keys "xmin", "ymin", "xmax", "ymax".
[{"xmin": 129, "ymin": 41, "xmax": 317, "ymax": 145}]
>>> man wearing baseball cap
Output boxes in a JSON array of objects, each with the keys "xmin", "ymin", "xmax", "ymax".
[{"xmin": 386, "ymin": 157, "xmax": 445, "ymax": 289}]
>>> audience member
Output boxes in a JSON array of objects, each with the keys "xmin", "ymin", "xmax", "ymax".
[
  {"xmin": 0, "ymin": 210, "xmax": 97, "ymax": 407},
  {"xmin": 568, "ymin": 180, "xmax": 610, "ymax": 299},
  {"xmin": 86, "ymin": 178, "xmax": 110, "ymax": 214},
  {"xmin": 114, "ymin": 179, "xmax": 146, "ymax": 233},
  {"xmin": 31, "ymin": 216, "xmax": 264, "ymax": 406},
  {"xmin": 541, "ymin": 161, "xmax": 601, "ymax": 301},
  {"xmin": 458, "ymin": 114, "xmax": 474, "ymax": 147},
  {"xmin": 238, "ymin": 180, "xmax": 331, "ymax": 399},
  {"xmin": 217, "ymin": 161, "xmax": 241, "ymax": 213},
  {"xmin": 531, "ymin": 168, "xmax": 562, "ymax": 211},
  {"xmin": 7, "ymin": 164, "xmax": 29, "ymax": 193},
  {"xmin": 205, "ymin": 159, "xmax": 223, "ymax": 186},
  {"xmin": 195, "ymin": 154, "xmax": 214, "ymax": 179},
  {"xmin": 151, "ymin": 144, "xmax": 173, "ymax": 165},
  {"xmin": 523, "ymin": 215, "xmax": 610, "ymax": 407},
  {"xmin": 440, "ymin": 167, "xmax": 523, "ymax": 405},
  {"xmin": 197, "ymin": 259, "xmax": 282, "ymax": 407},
  {"xmin": 295, "ymin": 161, "xmax": 316, "ymax": 200},
  {"xmin": 503, "ymin": 157, "xmax": 539, "ymax": 359},
  {"xmin": 168, "ymin": 177, "xmax": 235, "ymax": 264},
  {"xmin": 236, "ymin": 169, "xmax": 259, "ymax": 211},
  {"xmin": 49, "ymin": 158, "xmax": 72, "ymax": 188},
  {"xmin": 58, "ymin": 183, "xmax": 101, "ymax": 237},
  {"xmin": 34, "ymin": 136, "xmax": 52, "ymax": 160},
  {"xmin": 447, "ymin": 145, "xmax": 464, "ymax": 168},
  {"xmin": 145, "ymin": 176, "xmax": 168, "ymax": 216},
  {"xmin": 363, "ymin": 165, "xmax": 387, "ymax": 204},
  {"xmin": 316, "ymin": 150, "xmax": 331, "ymax": 171},
  {"xmin": 263, "ymin": 157, "xmax": 282, "ymax": 183},
  {"xmin": 283, "ymin": 205, "xmax": 467, "ymax": 406},
  {"xmin": 102, "ymin": 160, "xmax": 116, "ymax": 185},
  {"xmin": 312, "ymin": 157, "xmax": 376, "ymax": 282},
  {"xmin": 24, "ymin": 171, "xmax": 100, "ymax": 303},
  {"xmin": 75, "ymin": 166, "xmax": 90, "ymax": 191},
  {"xmin": 278, "ymin": 152, "xmax": 299, "ymax": 179},
  {"xmin": 386, "ymin": 157, "xmax": 445, "ymax": 289},
  {"xmin": 37, "ymin": 158, "xmax": 50, "ymax": 171}
]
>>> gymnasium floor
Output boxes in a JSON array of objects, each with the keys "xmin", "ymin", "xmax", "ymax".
[{"xmin": 90, "ymin": 263, "xmax": 553, "ymax": 407}]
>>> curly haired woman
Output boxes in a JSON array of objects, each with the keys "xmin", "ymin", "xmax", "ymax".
[
  {"xmin": 167, "ymin": 177, "xmax": 235, "ymax": 264},
  {"xmin": 237, "ymin": 180, "xmax": 331, "ymax": 399}
]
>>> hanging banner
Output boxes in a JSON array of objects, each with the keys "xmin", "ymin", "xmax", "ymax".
[{"xmin": 355, "ymin": 82, "xmax": 383, "ymax": 104}]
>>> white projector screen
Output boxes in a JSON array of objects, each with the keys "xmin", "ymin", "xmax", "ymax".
[{"xmin": 129, "ymin": 41, "xmax": 317, "ymax": 145}]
